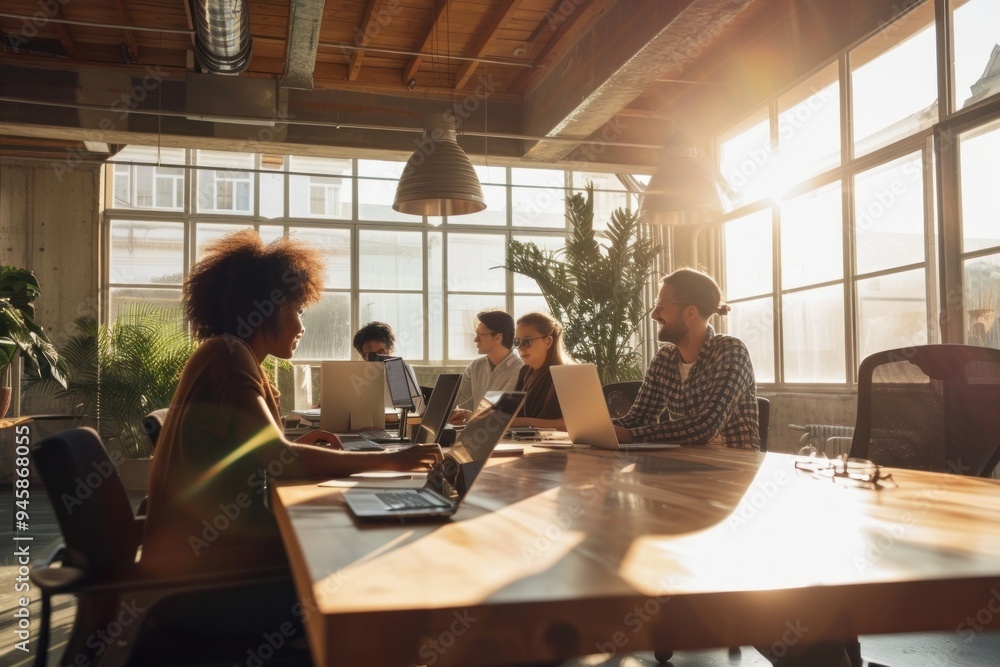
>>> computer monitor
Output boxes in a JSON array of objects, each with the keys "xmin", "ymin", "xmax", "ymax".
[
  {"xmin": 384, "ymin": 357, "xmax": 417, "ymax": 410},
  {"xmin": 320, "ymin": 361, "xmax": 387, "ymax": 432}
]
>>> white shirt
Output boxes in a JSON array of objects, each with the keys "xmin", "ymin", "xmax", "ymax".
[{"xmin": 455, "ymin": 350, "xmax": 523, "ymax": 411}]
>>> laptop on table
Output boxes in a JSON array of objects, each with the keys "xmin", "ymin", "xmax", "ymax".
[
  {"xmin": 343, "ymin": 390, "xmax": 526, "ymax": 520},
  {"xmin": 550, "ymin": 364, "xmax": 680, "ymax": 451}
]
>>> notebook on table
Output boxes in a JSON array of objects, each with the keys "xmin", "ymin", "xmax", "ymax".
[
  {"xmin": 550, "ymin": 364, "xmax": 680, "ymax": 451},
  {"xmin": 342, "ymin": 390, "xmax": 526, "ymax": 520}
]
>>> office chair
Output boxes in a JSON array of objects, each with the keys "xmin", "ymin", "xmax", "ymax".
[
  {"xmin": 850, "ymin": 344, "xmax": 1000, "ymax": 477},
  {"xmin": 136, "ymin": 408, "xmax": 169, "ymax": 516},
  {"xmin": 30, "ymin": 427, "xmax": 297, "ymax": 667},
  {"xmin": 756, "ymin": 396, "xmax": 770, "ymax": 452},
  {"xmin": 602, "ymin": 381, "xmax": 642, "ymax": 419}
]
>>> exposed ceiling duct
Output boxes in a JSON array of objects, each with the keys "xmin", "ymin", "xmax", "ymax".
[{"xmin": 189, "ymin": 0, "xmax": 253, "ymax": 75}]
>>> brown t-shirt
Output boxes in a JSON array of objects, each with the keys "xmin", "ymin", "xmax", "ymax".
[{"xmin": 142, "ymin": 335, "xmax": 290, "ymax": 575}]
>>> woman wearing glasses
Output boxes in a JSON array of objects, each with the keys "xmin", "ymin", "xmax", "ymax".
[{"xmin": 509, "ymin": 311, "xmax": 570, "ymax": 428}]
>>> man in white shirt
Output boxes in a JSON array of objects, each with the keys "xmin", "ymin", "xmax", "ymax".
[{"xmin": 449, "ymin": 311, "xmax": 523, "ymax": 424}]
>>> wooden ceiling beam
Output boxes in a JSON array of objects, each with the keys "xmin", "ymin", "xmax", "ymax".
[
  {"xmin": 509, "ymin": 0, "xmax": 617, "ymax": 97},
  {"xmin": 521, "ymin": 0, "xmax": 757, "ymax": 162},
  {"xmin": 454, "ymin": 0, "xmax": 523, "ymax": 90},
  {"xmin": 348, "ymin": 0, "xmax": 390, "ymax": 82},
  {"xmin": 402, "ymin": 0, "xmax": 449, "ymax": 86},
  {"xmin": 114, "ymin": 0, "xmax": 140, "ymax": 64},
  {"xmin": 52, "ymin": 4, "xmax": 76, "ymax": 59}
]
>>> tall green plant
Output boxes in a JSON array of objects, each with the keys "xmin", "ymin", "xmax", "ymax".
[
  {"xmin": 0, "ymin": 266, "xmax": 67, "ymax": 386},
  {"xmin": 25, "ymin": 304, "xmax": 196, "ymax": 458},
  {"xmin": 502, "ymin": 184, "xmax": 661, "ymax": 384}
]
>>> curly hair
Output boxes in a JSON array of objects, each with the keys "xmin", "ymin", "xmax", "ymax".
[
  {"xmin": 184, "ymin": 229, "xmax": 325, "ymax": 341},
  {"xmin": 352, "ymin": 321, "xmax": 396, "ymax": 356}
]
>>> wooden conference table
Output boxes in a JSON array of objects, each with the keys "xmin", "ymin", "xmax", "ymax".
[{"xmin": 272, "ymin": 444, "xmax": 1000, "ymax": 666}]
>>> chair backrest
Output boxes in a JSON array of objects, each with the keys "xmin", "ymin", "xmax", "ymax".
[
  {"xmin": 142, "ymin": 408, "xmax": 170, "ymax": 451},
  {"xmin": 850, "ymin": 344, "xmax": 1000, "ymax": 477},
  {"xmin": 756, "ymin": 397, "xmax": 770, "ymax": 453},
  {"xmin": 602, "ymin": 381, "xmax": 642, "ymax": 420},
  {"xmin": 32, "ymin": 427, "xmax": 141, "ymax": 574}
]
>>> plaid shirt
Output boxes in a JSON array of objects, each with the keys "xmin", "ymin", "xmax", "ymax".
[{"xmin": 613, "ymin": 326, "xmax": 760, "ymax": 449}]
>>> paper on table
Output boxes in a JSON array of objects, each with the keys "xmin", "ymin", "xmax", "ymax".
[{"xmin": 319, "ymin": 473, "xmax": 427, "ymax": 489}]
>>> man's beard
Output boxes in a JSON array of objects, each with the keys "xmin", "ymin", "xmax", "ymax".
[{"xmin": 657, "ymin": 317, "xmax": 689, "ymax": 345}]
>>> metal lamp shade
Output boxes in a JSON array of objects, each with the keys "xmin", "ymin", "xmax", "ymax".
[
  {"xmin": 639, "ymin": 143, "xmax": 730, "ymax": 224},
  {"xmin": 393, "ymin": 117, "xmax": 486, "ymax": 217}
]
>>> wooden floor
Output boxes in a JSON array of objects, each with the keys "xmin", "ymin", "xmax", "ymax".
[{"xmin": 3, "ymin": 486, "xmax": 999, "ymax": 667}]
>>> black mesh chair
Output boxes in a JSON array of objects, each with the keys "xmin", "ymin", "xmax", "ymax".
[
  {"xmin": 850, "ymin": 344, "xmax": 1000, "ymax": 477},
  {"xmin": 602, "ymin": 381, "xmax": 642, "ymax": 419},
  {"xmin": 30, "ymin": 427, "xmax": 295, "ymax": 667},
  {"xmin": 756, "ymin": 396, "xmax": 770, "ymax": 453}
]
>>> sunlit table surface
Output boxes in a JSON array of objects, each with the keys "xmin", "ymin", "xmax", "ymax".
[{"xmin": 272, "ymin": 444, "xmax": 1000, "ymax": 666}]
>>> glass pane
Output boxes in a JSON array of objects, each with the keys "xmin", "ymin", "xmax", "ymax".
[
  {"xmin": 512, "ymin": 168, "xmax": 566, "ymax": 228},
  {"xmin": 359, "ymin": 230, "xmax": 422, "ymax": 290},
  {"xmin": 108, "ymin": 287, "xmax": 183, "ymax": 321},
  {"xmin": 109, "ymin": 220, "xmax": 184, "ymax": 284},
  {"xmin": 959, "ymin": 118, "xmax": 1000, "ymax": 253},
  {"xmin": 724, "ymin": 209, "xmax": 772, "ymax": 300},
  {"xmin": 358, "ymin": 160, "xmax": 414, "ymax": 223},
  {"xmin": 447, "ymin": 234, "xmax": 506, "ymax": 293},
  {"xmin": 289, "ymin": 156, "xmax": 353, "ymax": 219},
  {"xmin": 447, "ymin": 295, "xmax": 508, "ymax": 361},
  {"xmin": 297, "ymin": 292, "xmax": 352, "ymax": 360},
  {"xmin": 780, "ymin": 182, "xmax": 843, "ymax": 289},
  {"xmin": 728, "ymin": 297, "xmax": 775, "ymax": 383},
  {"xmin": 110, "ymin": 148, "xmax": 186, "ymax": 210},
  {"xmin": 289, "ymin": 227, "xmax": 351, "ymax": 288},
  {"xmin": 513, "ymin": 295, "xmax": 551, "ymax": 321},
  {"xmin": 953, "ymin": 0, "xmax": 1000, "ymax": 109},
  {"xmin": 358, "ymin": 293, "xmax": 424, "ymax": 360},
  {"xmin": 782, "ymin": 284, "xmax": 846, "ymax": 383},
  {"xmin": 851, "ymin": 9, "xmax": 937, "ymax": 156},
  {"xmin": 260, "ymin": 168, "xmax": 284, "ymax": 219},
  {"xmin": 428, "ymin": 231, "xmax": 444, "ymax": 361},
  {"xmin": 856, "ymin": 269, "xmax": 928, "ymax": 360},
  {"xmin": 964, "ymin": 254, "xmax": 1000, "ymax": 349},
  {"xmin": 195, "ymin": 223, "xmax": 253, "ymax": 262},
  {"xmin": 259, "ymin": 225, "xmax": 284, "ymax": 244},
  {"xmin": 720, "ymin": 111, "xmax": 774, "ymax": 204},
  {"xmin": 455, "ymin": 165, "xmax": 507, "ymax": 226},
  {"xmin": 854, "ymin": 152, "xmax": 925, "ymax": 274},
  {"xmin": 511, "ymin": 234, "xmax": 567, "ymax": 293},
  {"xmin": 776, "ymin": 63, "xmax": 840, "ymax": 187},
  {"xmin": 572, "ymin": 172, "xmax": 628, "ymax": 231}
]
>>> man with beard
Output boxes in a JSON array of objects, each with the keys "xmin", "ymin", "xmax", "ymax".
[{"xmin": 612, "ymin": 267, "xmax": 760, "ymax": 449}]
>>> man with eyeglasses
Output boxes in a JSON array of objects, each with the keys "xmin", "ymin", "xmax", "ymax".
[
  {"xmin": 450, "ymin": 310, "xmax": 523, "ymax": 425},
  {"xmin": 612, "ymin": 268, "xmax": 760, "ymax": 450}
]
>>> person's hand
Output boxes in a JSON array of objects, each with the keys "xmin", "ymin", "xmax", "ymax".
[
  {"xmin": 295, "ymin": 429, "xmax": 344, "ymax": 449},
  {"xmin": 449, "ymin": 408, "xmax": 472, "ymax": 425},
  {"xmin": 383, "ymin": 444, "xmax": 443, "ymax": 471},
  {"xmin": 614, "ymin": 426, "xmax": 634, "ymax": 444}
]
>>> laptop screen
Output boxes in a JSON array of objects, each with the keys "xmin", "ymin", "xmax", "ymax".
[
  {"xmin": 426, "ymin": 391, "xmax": 525, "ymax": 501},
  {"xmin": 413, "ymin": 374, "xmax": 461, "ymax": 444}
]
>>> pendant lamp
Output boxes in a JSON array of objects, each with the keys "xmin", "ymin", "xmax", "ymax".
[
  {"xmin": 639, "ymin": 133, "xmax": 731, "ymax": 225},
  {"xmin": 393, "ymin": 113, "xmax": 486, "ymax": 217}
]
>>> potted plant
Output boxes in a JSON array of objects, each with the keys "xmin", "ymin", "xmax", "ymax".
[
  {"xmin": 0, "ymin": 266, "xmax": 68, "ymax": 418},
  {"xmin": 25, "ymin": 304, "xmax": 196, "ymax": 460},
  {"xmin": 502, "ymin": 184, "xmax": 662, "ymax": 384}
]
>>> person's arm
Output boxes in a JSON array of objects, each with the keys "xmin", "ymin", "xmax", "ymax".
[
  {"xmin": 612, "ymin": 353, "xmax": 670, "ymax": 429},
  {"xmin": 450, "ymin": 363, "xmax": 475, "ymax": 423},
  {"xmin": 626, "ymin": 340, "xmax": 755, "ymax": 444}
]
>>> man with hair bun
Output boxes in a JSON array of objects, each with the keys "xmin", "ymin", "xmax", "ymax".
[{"xmin": 613, "ymin": 267, "xmax": 760, "ymax": 449}]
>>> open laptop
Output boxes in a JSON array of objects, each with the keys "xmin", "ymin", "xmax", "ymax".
[
  {"xmin": 550, "ymin": 364, "xmax": 680, "ymax": 451},
  {"xmin": 412, "ymin": 373, "xmax": 462, "ymax": 445},
  {"xmin": 343, "ymin": 390, "xmax": 526, "ymax": 520}
]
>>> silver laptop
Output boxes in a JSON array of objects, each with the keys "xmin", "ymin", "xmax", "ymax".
[
  {"xmin": 550, "ymin": 364, "xmax": 679, "ymax": 451},
  {"xmin": 343, "ymin": 391, "xmax": 526, "ymax": 520}
]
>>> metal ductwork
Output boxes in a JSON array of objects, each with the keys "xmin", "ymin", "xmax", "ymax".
[{"xmin": 190, "ymin": 0, "xmax": 253, "ymax": 75}]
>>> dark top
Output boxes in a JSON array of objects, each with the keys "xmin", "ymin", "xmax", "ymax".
[{"xmin": 515, "ymin": 364, "xmax": 563, "ymax": 420}]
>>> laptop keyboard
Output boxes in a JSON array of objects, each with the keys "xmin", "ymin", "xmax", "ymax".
[
  {"xmin": 375, "ymin": 491, "xmax": 451, "ymax": 510},
  {"xmin": 338, "ymin": 436, "xmax": 385, "ymax": 451}
]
